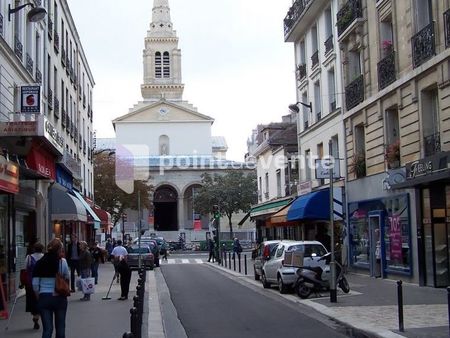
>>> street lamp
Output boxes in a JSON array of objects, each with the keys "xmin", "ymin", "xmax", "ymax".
[
  {"xmin": 288, "ymin": 101, "xmax": 312, "ymax": 113},
  {"xmin": 9, "ymin": 3, "xmax": 47, "ymax": 22}
]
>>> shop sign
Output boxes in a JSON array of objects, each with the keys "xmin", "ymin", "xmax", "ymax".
[
  {"xmin": 56, "ymin": 165, "xmax": 73, "ymax": 190},
  {"xmin": 298, "ymin": 181, "xmax": 311, "ymax": 196},
  {"xmin": 0, "ymin": 120, "xmax": 38, "ymax": 136},
  {"xmin": 44, "ymin": 119, "xmax": 64, "ymax": 154},
  {"xmin": 389, "ymin": 215, "xmax": 402, "ymax": 261},
  {"xmin": 26, "ymin": 145, "xmax": 56, "ymax": 179},
  {"xmin": 315, "ymin": 158, "xmax": 340, "ymax": 179},
  {"xmin": 193, "ymin": 219, "xmax": 202, "ymax": 231},
  {"xmin": 0, "ymin": 155, "xmax": 19, "ymax": 194},
  {"xmin": 406, "ymin": 152, "xmax": 449, "ymax": 180},
  {"xmin": 20, "ymin": 85, "xmax": 41, "ymax": 113}
]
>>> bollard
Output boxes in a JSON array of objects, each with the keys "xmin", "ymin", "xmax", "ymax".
[
  {"xmin": 123, "ymin": 333, "xmax": 134, "ymax": 338},
  {"xmin": 397, "ymin": 280, "xmax": 404, "ymax": 332},
  {"xmin": 233, "ymin": 253, "xmax": 236, "ymax": 271},
  {"xmin": 223, "ymin": 251, "xmax": 227, "ymax": 268},
  {"xmin": 228, "ymin": 252, "xmax": 231, "ymax": 269},
  {"xmin": 244, "ymin": 254, "xmax": 247, "ymax": 275},
  {"xmin": 130, "ymin": 307, "xmax": 138, "ymax": 337},
  {"xmin": 238, "ymin": 254, "xmax": 241, "ymax": 273},
  {"xmin": 447, "ymin": 287, "xmax": 450, "ymax": 334}
]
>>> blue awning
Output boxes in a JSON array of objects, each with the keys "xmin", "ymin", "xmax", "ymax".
[
  {"xmin": 72, "ymin": 190, "xmax": 101, "ymax": 229},
  {"xmin": 287, "ymin": 190, "xmax": 330, "ymax": 221}
]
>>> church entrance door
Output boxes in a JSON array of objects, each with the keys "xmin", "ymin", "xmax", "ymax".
[{"xmin": 154, "ymin": 186, "xmax": 178, "ymax": 231}]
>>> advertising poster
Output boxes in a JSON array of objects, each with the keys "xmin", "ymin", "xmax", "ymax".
[
  {"xmin": 21, "ymin": 85, "xmax": 41, "ymax": 113},
  {"xmin": 389, "ymin": 215, "xmax": 402, "ymax": 261}
]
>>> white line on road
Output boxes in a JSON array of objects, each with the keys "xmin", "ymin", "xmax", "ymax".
[{"xmin": 195, "ymin": 259, "xmax": 203, "ymax": 264}]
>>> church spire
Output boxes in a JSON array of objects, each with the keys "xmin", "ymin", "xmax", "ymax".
[{"xmin": 141, "ymin": 0, "xmax": 184, "ymax": 101}]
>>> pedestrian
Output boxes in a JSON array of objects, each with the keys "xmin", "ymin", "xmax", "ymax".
[
  {"xmin": 207, "ymin": 238, "xmax": 215, "ymax": 262},
  {"xmin": 79, "ymin": 241, "xmax": 93, "ymax": 301},
  {"xmin": 22, "ymin": 242, "xmax": 44, "ymax": 330},
  {"xmin": 90, "ymin": 241, "xmax": 104, "ymax": 285},
  {"xmin": 66, "ymin": 233, "xmax": 80, "ymax": 292},
  {"xmin": 233, "ymin": 237, "xmax": 242, "ymax": 258},
  {"xmin": 111, "ymin": 240, "xmax": 131, "ymax": 300},
  {"xmin": 160, "ymin": 240, "xmax": 168, "ymax": 261},
  {"xmin": 375, "ymin": 240, "xmax": 381, "ymax": 278},
  {"xmin": 105, "ymin": 238, "xmax": 113, "ymax": 262},
  {"xmin": 32, "ymin": 238, "xmax": 70, "ymax": 338}
]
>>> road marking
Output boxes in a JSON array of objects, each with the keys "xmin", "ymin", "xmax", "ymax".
[
  {"xmin": 181, "ymin": 259, "xmax": 189, "ymax": 264},
  {"xmin": 194, "ymin": 259, "xmax": 203, "ymax": 264},
  {"xmin": 167, "ymin": 259, "xmax": 176, "ymax": 264}
]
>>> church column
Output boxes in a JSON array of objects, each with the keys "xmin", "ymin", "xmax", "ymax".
[{"xmin": 177, "ymin": 196, "xmax": 184, "ymax": 231}]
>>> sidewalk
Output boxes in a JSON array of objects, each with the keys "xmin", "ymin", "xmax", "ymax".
[
  {"xmin": 0, "ymin": 263, "xmax": 157, "ymax": 338},
  {"xmin": 209, "ymin": 260, "xmax": 450, "ymax": 338}
]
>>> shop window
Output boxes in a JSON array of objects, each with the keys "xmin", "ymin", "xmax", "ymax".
[{"xmin": 421, "ymin": 88, "xmax": 440, "ymax": 156}]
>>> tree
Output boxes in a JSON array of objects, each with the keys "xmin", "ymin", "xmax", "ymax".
[
  {"xmin": 93, "ymin": 152, "xmax": 153, "ymax": 225},
  {"xmin": 193, "ymin": 170, "xmax": 257, "ymax": 236}
]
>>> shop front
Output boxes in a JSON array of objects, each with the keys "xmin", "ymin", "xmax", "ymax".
[{"xmin": 392, "ymin": 151, "xmax": 450, "ymax": 287}]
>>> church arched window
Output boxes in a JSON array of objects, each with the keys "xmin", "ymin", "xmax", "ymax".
[
  {"xmin": 159, "ymin": 135, "xmax": 170, "ymax": 155},
  {"xmin": 155, "ymin": 52, "xmax": 162, "ymax": 78},
  {"xmin": 163, "ymin": 51, "xmax": 170, "ymax": 78}
]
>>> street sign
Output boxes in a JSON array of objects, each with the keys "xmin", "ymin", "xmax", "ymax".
[{"xmin": 315, "ymin": 159, "xmax": 340, "ymax": 179}]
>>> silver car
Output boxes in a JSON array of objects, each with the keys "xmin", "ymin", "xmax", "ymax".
[
  {"xmin": 127, "ymin": 245, "xmax": 155, "ymax": 270},
  {"xmin": 252, "ymin": 240, "xmax": 281, "ymax": 281},
  {"xmin": 261, "ymin": 240, "xmax": 328, "ymax": 293}
]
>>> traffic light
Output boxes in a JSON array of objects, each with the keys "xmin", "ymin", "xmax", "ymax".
[{"xmin": 212, "ymin": 205, "xmax": 220, "ymax": 219}]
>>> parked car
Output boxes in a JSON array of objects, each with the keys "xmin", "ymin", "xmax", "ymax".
[
  {"xmin": 127, "ymin": 244, "xmax": 154, "ymax": 270},
  {"xmin": 133, "ymin": 237, "xmax": 160, "ymax": 267},
  {"xmin": 253, "ymin": 240, "xmax": 281, "ymax": 281},
  {"xmin": 261, "ymin": 240, "xmax": 328, "ymax": 293}
]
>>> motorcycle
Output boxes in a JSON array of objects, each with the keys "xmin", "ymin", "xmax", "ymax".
[{"xmin": 294, "ymin": 251, "xmax": 350, "ymax": 299}]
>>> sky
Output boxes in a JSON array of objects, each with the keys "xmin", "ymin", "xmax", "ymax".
[{"xmin": 68, "ymin": 0, "xmax": 296, "ymax": 161}]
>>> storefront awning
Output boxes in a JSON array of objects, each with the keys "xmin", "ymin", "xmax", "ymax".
[
  {"xmin": 287, "ymin": 190, "xmax": 330, "ymax": 221},
  {"xmin": 238, "ymin": 212, "xmax": 250, "ymax": 226},
  {"xmin": 250, "ymin": 198, "xmax": 293, "ymax": 218},
  {"xmin": 93, "ymin": 205, "xmax": 112, "ymax": 227},
  {"xmin": 50, "ymin": 185, "xmax": 87, "ymax": 222},
  {"xmin": 270, "ymin": 202, "xmax": 296, "ymax": 225},
  {"xmin": 72, "ymin": 190, "xmax": 101, "ymax": 229}
]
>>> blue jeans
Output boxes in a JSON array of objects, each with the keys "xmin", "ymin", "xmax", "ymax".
[
  {"xmin": 38, "ymin": 294, "xmax": 67, "ymax": 338},
  {"xmin": 91, "ymin": 262, "xmax": 99, "ymax": 284}
]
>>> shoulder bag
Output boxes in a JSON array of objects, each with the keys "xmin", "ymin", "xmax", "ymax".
[{"xmin": 55, "ymin": 260, "xmax": 70, "ymax": 297}]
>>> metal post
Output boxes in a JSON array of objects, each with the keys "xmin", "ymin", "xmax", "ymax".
[
  {"xmin": 448, "ymin": 287, "xmax": 450, "ymax": 334},
  {"xmin": 329, "ymin": 140, "xmax": 337, "ymax": 303},
  {"xmin": 244, "ymin": 254, "xmax": 247, "ymax": 275},
  {"xmin": 238, "ymin": 254, "xmax": 241, "ymax": 273},
  {"xmin": 228, "ymin": 252, "xmax": 231, "ymax": 269},
  {"xmin": 233, "ymin": 253, "xmax": 236, "ymax": 271},
  {"xmin": 397, "ymin": 280, "xmax": 404, "ymax": 332},
  {"xmin": 138, "ymin": 190, "xmax": 142, "ymax": 269},
  {"xmin": 217, "ymin": 206, "xmax": 221, "ymax": 264}
]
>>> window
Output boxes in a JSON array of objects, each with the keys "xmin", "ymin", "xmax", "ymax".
[
  {"xmin": 353, "ymin": 124, "xmax": 366, "ymax": 178},
  {"xmin": 347, "ymin": 50, "xmax": 361, "ymax": 84},
  {"xmin": 155, "ymin": 52, "xmax": 162, "ymax": 78},
  {"xmin": 163, "ymin": 52, "xmax": 170, "ymax": 78},
  {"xmin": 330, "ymin": 135, "xmax": 339, "ymax": 159},
  {"xmin": 276, "ymin": 170, "xmax": 282, "ymax": 198},
  {"xmin": 265, "ymin": 173, "xmax": 269, "ymax": 197},
  {"xmin": 311, "ymin": 25, "xmax": 318, "ymax": 54},
  {"xmin": 379, "ymin": 20, "xmax": 394, "ymax": 58},
  {"xmin": 328, "ymin": 68, "xmax": 336, "ymax": 112},
  {"xmin": 302, "ymin": 92, "xmax": 309, "ymax": 129},
  {"xmin": 299, "ymin": 40, "xmax": 306, "ymax": 65},
  {"xmin": 317, "ymin": 143, "xmax": 324, "ymax": 184},
  {"xmin": 385, "ymin": 108, "xmax": 400, "ymax": 168},
  {"xmin": 159, "ymin": 135, "xmax": 169, "ymax": 155},
  {"xmin": 275, "ymin": 245, "xmax": 284, "ymax": 258},
  {"xmin": 314, "ymin": 81, "xmax": 321, "ymax": 121},
  {"xmin": 413, "ymin": 0, "xmax": 432, "ymax": 32},
  {"xmin": 325, "ymin": 8, "xmax": 333, "ymax": 40},
  {"xmin": 421, "ymin": 88, "xmax": 440, "ymax": 156},
  {"xmin": 305, "ymin": 149, "xmax": 311, "ymax": 181}
]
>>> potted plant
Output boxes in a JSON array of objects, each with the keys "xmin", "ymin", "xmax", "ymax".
[
  {"xmin": 349, "ymin": 152, "xmax": 366, "ymax": 178},
  {"xmin": 385, "ymin": 139, "xmax": 400, "ymax": 169},
  {"xmin": 382, "ymin": 40, "xmax": 393, "ymax": 55}
]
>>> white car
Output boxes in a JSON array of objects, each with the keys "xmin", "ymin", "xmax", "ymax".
[{"xmin": 261, "ymin": 240, "xmax": 328, "ymax": 293}]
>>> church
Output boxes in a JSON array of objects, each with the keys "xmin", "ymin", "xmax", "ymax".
[{"xmin": 97, "ymin": 0, "xmax": 253, "ymax": 242}]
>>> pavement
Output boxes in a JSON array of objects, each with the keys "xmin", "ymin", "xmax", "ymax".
[{"xmin": 1, "ymin": 253, "xmax": 448, "ymax": 338}]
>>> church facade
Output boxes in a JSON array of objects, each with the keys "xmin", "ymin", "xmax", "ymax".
[{"xmin": 98, "ymin": 0, "xmax": 253, "ymax": 242}]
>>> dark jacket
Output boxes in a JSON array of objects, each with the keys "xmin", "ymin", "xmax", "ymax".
[
  {"xmin": 79, "ymin": 250, "xmax": 93, "ymax": 270},
  {"xmin": 67, "ymin": 241, "xmax": 81, "ymax": 260}
]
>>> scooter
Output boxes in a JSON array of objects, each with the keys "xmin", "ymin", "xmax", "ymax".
[{"xmin": 294, "ymin": 252, "xmax": 350, "ymax": 299}]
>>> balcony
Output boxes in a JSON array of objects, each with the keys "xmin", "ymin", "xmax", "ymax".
[
  {"xmin": 26, "ymin": 53, "xmax": 34, "ymax": 75},
  {"xmin": 15, "ymin": 36, "xmax": 23, "ymax": 61},
  {"xmin": 54, "ymin": 31, "xmax": 59, "ymax": 53},
  {"xmin": 61, "ymin": 49, "xmax": 66, "ymax": 67},
  {"xmin": 337, "ymin": 0, "xmax": 362, "ymax": 37},
  {"xmin": 61, "ymin": 109, "xmax": 66, "ymax": 127},
  {"xmin": 345, "ymin": 74, "xmax": 364, "ymax": 110},
  {"xmin": 48, "ymin": 88, "xmax": 53, "ymax": 110},
  {"xmin": 83, "ymin": 140, "xmax": 87, "ymax": 155},
  {"xmin": 377, "ymin": 50, "xmax": 396, "ymax": 90},
  {"xmin": 311, "ymin": 50, "xmax": 319, "ymax": 69},
  {"xmin": 296, "ymin": 63, "xmax": 307, "ymax": 82},
  {"xmin": 74, "ymin": 127, "xmax": 78, "ymax": 143},
  {"xmin": 36, "ymin": 67, "xmax": 42, "ymax": 84},
  {"xmin": 0, "ymin": 12, "xmax": 3, "ymax": 37},
  {"xmin": 324, "ymin": 35, "xmax": 334, "ymax": 54},
  {"xmin": 283, "ymin": 0, "xmax": 313, "ymax": 38},
  {"xmin": 48, "ymin": 18, "xmax": 53, "ymax": 40},
  {"xmin": 304, "ymin": 120, "xmax": 309, "ymax": 130},
  {"xmin": 54, "ymin": 97, "xmax": 60, "ymax": 116},
  {"xmin": 411, "ymin": 22, "xmax": 435, "ymax": 68},
  {"xmin": 79, "ymin": 136, "xmax": 83, "ymax": 150},
  {"xmin": 424, "ymin": 133, "xmax": 441, "ymax": 156}
]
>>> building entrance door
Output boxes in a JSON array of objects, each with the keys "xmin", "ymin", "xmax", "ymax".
[
  {"xmin": 368, "ymin": 211, "xmax": 383, "ymax": 278},
  {"xmin": 154, "ymin": 186, "xmax": 178, "ymax": 231}
]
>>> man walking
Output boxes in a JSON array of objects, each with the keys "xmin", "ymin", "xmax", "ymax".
[
  {"xmin": 67, "ymin": 234, "xmax": 81, "ymax": 292},
  {"xmin": 207, "ymin": 238, "xmax": 215, "ymax": 262},
  {"xmin": 111, "ymin": 240, "xmax": 131, "ymax": 300}
]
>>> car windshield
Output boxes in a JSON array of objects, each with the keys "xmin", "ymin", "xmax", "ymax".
[{"xmin": 129, "ymin": 247, "xmax": 150, "ymax": 254}]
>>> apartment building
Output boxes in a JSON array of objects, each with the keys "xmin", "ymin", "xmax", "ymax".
[
  {"xmin": 335, "ymin": 0, "xmax": 450, "ymax": 287},
  {"xmin": 0, "ymin": 0, "xmax": 100, "ymax": 299}
]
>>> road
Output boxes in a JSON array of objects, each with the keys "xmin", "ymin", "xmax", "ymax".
[{"xmin": 160, "ymin": 253, "xmax": 348, "ymax": 338}]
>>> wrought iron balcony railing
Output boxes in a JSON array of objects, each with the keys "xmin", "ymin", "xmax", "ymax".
[
  {"xmin": 26, "ymin": 53, "xmax": 34, "ymax": 75},
  {"xmin": 48, "ymin": 88, "xmax": 53, "ymax": 109},
  {"xmin": 330, "ymin": 100, "xmax": 336, "ymax": 112},
  {"xmin": 48, "ymin": 18, "xmax": 53, "ymax": 40},
  {"xmin": 54, "ymin": 31, "xmax": 59, "ymax": 53},
  {"xmin": 15, "ymin": 36, "xmax": 23, "ymax": 60},
  {"xmin": 337, "ymin": 0, "xmax": 362, "ymax": 36},
  {"xmin": 79, "ymin": 136, "xmax": 83, "ymax": 150},
  {"xmin": 296, "ymin": 63, "xmax": 307, "ymax": 81},
  {"xmin": 0, "ymin": 12, "xmax": 3, "ymax": 37},
  {"xmin": 445, "ymin": 9, "xmax": 450, "ymax": 48},
  {"xmin": 54, "ymin": 97, "xmax": 60, "ymax": 115},
  {"xmin": 411, "ymin": 22, "xmax": 435, "ymax": 68},
  {"xmin": 345, "ymin": 74, "xmax": 364, "ymax": 110},
  {"xmin": 35, "ymin": 67, "xmax": 42, "ymax": 83},
  {"xmin": 311, "ymin": 50, "xmax": 319, "ymax": 69},
  {"xmin": 61, "ymin": 49, "xmax": 66, "ymax": 67},
  {"xmin": 324, "ymin": 35, "xmax": 334, "ymax": 54},
  {"xmin": 304, "ymin": 120, "xmax": 309, "ymax": 130},
  {"xmin": 264, "ymin": 192, "xmax": 269, "ymax": 199},
  {"xmin": 377, "ymin": 50, "xmax": 396, "ymax": 90},
  {"xmin": 61, "ymin": 109, "xmax": 66, "ymax": 127},
  {"xmin": 424, "ymin": 132, "xmax": 441, "ymax": 156},
  {"xmin": 283, "ymin": 0, "xmax": 313, "ymax": 37}
]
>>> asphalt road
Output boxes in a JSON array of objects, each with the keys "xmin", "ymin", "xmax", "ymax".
[{"xmin": 161, "ymin": 261, "xmax": 348, "ymax": 338}]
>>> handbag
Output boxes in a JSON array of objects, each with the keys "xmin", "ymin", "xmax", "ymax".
[
  {"xmin": 80, "ymin": 277, "xmax": 95, "ymax": 294},
  {"xmin": 55, "ymin": 261, "xmax": 70, "ymax": 297},
  {"xmin": 20, "ymin": 269, "xmax": 29, "ymax": 287}
]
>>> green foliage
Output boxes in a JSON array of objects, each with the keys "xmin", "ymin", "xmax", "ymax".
[
  {"xmin": 193, "ymin": 170, "xmax": 257, "ymax": 235},
  {"xmin": 93, "ymin": 152, "xmax": 153, "ymax": 225}
]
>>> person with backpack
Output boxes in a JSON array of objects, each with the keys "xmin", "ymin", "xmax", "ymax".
[{"xmin": 23, "ymin": 242, "xmax": 44, "ymax": 329}]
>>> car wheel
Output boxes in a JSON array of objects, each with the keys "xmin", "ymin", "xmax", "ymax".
[
  {"xmin": 278, "ymin": 276, "xmax": 288, "ymax": 294},
  {"xmin": 261, "ymin": 272, "xmax": 270, "ymax": 289},
  {"xmin": 296, "ymin": 282, "xmax": 311, "ymax": 299},
  {"xmin": 254, "ymin": 268, "xmax": 260, "ymax": 281}
]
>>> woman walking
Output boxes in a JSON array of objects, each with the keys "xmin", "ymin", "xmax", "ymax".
[
  {"xmin": 32, "ymin": 238, "xmax": 70, "ymax": 338},
  {"xmin": 23, "ymin": 242, "xmax": 44, "ymax": 329},
  {"xmin": 79, "ymin": 241, "xmax": 93, "ymax": 301}
]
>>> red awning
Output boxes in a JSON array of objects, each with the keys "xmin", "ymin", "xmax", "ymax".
[{"xmin": 92, "ymin": 205, "xmax": 112, "ymax": 227}]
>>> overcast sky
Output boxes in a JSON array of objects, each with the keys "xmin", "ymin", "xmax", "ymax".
[{"xmin": 68, "ymin": 0, "xmax": 296, "ymax": 161}]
